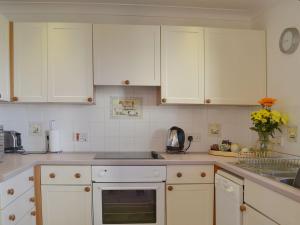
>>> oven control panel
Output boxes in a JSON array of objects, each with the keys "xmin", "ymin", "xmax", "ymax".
[{"xmin": 92, "ymin": 166, "xmax": 166, "ymax": 182}]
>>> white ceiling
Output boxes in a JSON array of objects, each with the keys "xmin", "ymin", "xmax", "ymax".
[{"xmin": 0, "ymin": 0, "xmax": 281, "ymax": 12}]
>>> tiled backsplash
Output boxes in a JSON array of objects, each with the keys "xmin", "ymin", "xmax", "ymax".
[{"xmin": 0, "ymin": 87, "xmax": 257, "ymax": 152}]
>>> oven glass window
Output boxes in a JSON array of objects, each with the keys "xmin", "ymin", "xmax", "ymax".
[{"xmin": 102, "ymin": 190, "xmax": 156, "ymax": 224}]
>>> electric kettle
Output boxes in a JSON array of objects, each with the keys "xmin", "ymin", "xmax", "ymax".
[{"xmin": 166, "ymin": 126, "xmax": 185, "ymax": 153}]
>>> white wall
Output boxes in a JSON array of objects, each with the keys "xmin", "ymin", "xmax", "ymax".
[
  {"xmin": 254, "ymin": 0, "xmax": 300, "ymax": 156},
  {"xmin": 0, "ymin": 87, "xmax": 255, "ymax": 152}
]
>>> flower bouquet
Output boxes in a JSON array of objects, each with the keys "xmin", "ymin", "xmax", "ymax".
[{"xmin": 250, "ymin": 98, "xmax": 288, "ymax": 152}]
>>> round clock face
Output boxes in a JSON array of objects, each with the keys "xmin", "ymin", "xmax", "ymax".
[{"xmin": 279, "ymin": 28, "xmax": 300, "ymax": 54}]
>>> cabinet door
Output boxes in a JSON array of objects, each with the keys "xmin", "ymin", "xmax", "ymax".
[
  {"xmin": 0, "ymin": 15, "xmax": 10, "ymax": 102},
  {"xmin": 42, "ymin": 185, "xmax": 92, "ymax": 225},
  {"xmin": 13, "ymin": 23, "xmax": 48, "ymax": 102},
  {"xmin": 204, "ymin": 28, "xmax": 266, "ymax": 105},
  {"xmin": 161, "ymin": 26, "xmax": 205, "ymax": 104},
  {"xmin": 16, "ymin": 210, "xmax": 36, "ymax": 225},
  {"xmin": 48, "ymin": 23, "xmax": 93, "ymax": 103},
  {"xmin": 243, "ymin": 205, "xmax": 278, "ymax": 225},
  {"xmin": 93, "ymin": 24, "xmax": 160, "ymax": 86},
  {"xmin": 166, "ymin": 184, "xmax": 213, "ymax": 225}
]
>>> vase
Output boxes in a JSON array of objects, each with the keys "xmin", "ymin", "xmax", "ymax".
[{"xmin": 257, "ymin": 132, "xmax": 272, "ymax": 153}]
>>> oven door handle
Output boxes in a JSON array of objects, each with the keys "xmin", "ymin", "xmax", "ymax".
[{"xmin": 98, "ymin": 186, "xmax": 162, "ymax": 191}]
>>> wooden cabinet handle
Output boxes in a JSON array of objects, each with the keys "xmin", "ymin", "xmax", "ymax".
[
  {"xmin": 29, "ymin": 197, "xmax": 35, "ymax": 203},
  {"xmin": 74, "ymin": 173, "xmax": 81, "ymax": 179},
  {"xmin": 31, "ymin": 211, "xmax": 36, "ymax": 216},
  {"xmin": 49, "ymin": 173, "xmax": 56, "ymax": 179},
  {"xmin": 7, "ymin": 188, "xmax": 14, "ymax": 195},
  {"xmin": 87, "ymin": 97, "xmax": 93, "ymax": 103},
  {"xmin": 205, "ymin": 99, "xmax": 211, "ymax": 104},
  {"xmin": 124, "ymin": 80, "xmax": 130, "ymax": 85},
  {"xmin": 9, "ymin": 214, "xmax": 16, "ymax": 221},
  {"xmin": 176, "ymin": 172, "xmax": 182, "ymax": 178},
  {"xmin": 240, "ymin": 204, "xmax": 247, "ymax": 212},
  {"xmin": 85, "ymin": 187, "xmax": 91, "ymax": 192},
  {"xmin": 167, "ymin": 186, "xmax": 173, "ymax": 191},
  {"xmin": 161, "ymin": 98, "xmax": 167, "ymax": 103},
  {"xmin": 12, "ymin": 96, "xmax": 18, "ymax": 102},
  {"xmin": 29, "ymin": 176, "xmax": 34, "ymax": 182},
  {"xmin": 201, "ymin": 172, "xmax": 206, "ymax": 178}
]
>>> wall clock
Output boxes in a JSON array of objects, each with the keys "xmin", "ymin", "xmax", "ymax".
[{"xmin": 279, "ymin": 27, "xmax": 300, "ymax": 54}]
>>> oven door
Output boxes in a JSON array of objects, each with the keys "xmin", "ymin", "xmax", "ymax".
[{"xmin": 93, "ymin": 182, "xmax": 165, "ymax": 225}]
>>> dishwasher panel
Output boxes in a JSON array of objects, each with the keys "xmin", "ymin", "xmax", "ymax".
[{"xmin": 215, "ymin": 172, "xmax": 244, "ymax": 225}]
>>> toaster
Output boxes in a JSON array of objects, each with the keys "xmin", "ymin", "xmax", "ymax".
[{"xmin": 4, "ymin": 131, "xmax": 23, "ymax": 153}]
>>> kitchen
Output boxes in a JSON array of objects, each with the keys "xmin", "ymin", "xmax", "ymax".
[{"xmin": 0, "ymin": 0, "xmax": 299, "ymax": 225}]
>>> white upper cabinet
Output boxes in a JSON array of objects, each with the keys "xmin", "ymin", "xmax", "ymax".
[
  {"xmin": 161, "ymin": 26, "xmax": 205, "ymax": 104},
  {"xmin": 93, "ymin": 24, "xmax": 160, "ymax": 86},
  {"xmin": 14, "ymin": 23, "xmax": 48, "ymax": 102},
  {"xmin": 48, "ymin": 23, "xmax": 93, "ymax": 103},
  {"xmin": 0, "ymin": 15, "xmax": 10, "ymax": 102},
  {"xmin": 204, "ymin": 28, "xmax": 266, "ymax": 105}
]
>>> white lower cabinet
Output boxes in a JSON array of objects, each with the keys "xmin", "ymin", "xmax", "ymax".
[
  {"xmin": 166, "ymin": 184, "xmax": 214, "ymax": 225},
  {"xmin": 243, "ymin": 205, "xmax": 277, "ymax": 225},
  {"xmin": 42, "ymin": 185, "xmax": 92, "ymax": 225}
]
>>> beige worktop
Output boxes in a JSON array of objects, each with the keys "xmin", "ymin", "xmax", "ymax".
[{"xmin": 0, "ymin": 152, "xmax": 299, "ymax": 203}]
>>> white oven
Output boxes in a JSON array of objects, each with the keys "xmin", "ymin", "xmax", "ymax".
[{"xmin": 92, "ymin": 166, "xmax": 166, "ymax": 225}]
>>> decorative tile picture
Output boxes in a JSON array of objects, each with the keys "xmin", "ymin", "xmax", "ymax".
[{"xmin": 110, "ymin": 97, "xmax": 143, "ymax": 119}]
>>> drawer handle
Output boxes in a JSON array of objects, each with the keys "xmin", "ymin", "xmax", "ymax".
[
  {"xmin": 29, "ymin": 176, "xmax": 34, "ymax": 182},
  {"xmin": 205, "ymin": 99, "xmax": 211, "ymax": 104},
  {"xmin": 201, "ymin": 172, "xmax": 206, "ymax": 178},
  {"xmin": 176, "ymin": 172, "xmax": 182, "ymax": 178},
  {"xmin": 87, "ymin": 97, "xmax": 93, "ymax": 103},
  {"xmin": 124, "ymin": 80, "xmax": 130, "ymax": 85},
  {"xmin": 7, "ymin": 188, "xmax": 14, "ymax": 195},
  {"xmin": 161, "ymin": 98, "xmax": 167, "ymax": 103},
  {"xmin": 240, "ymin": 204, "xmax": 247, "ymax": 212},
  {"xmin": 167, "ymin": 186, "xmax": 173, "ymax": 191},
  {"xmin": 9, "ymin": 214, "xmax": 16, "ymax": 221},
  {"xmin": 85, "ymin": 187, "xmax": 91, "ymax": 192},
  {"xmin": 74, "ymin": 173, "xmax": 81, "ymax": 179},
  {"xmin": 29, "ymin": 197, "xmax": 35, "ymax": 203},
  {"xmin": 12, "ymin": 96, "xmax": 18, "ymax": 102},
  {"xmin": 49, "ymin": 173, "xmax": 56, "ymax": 179},
  {"xmin": 31, "ymin": 211, "xmax": 36, "ymax": 216}
]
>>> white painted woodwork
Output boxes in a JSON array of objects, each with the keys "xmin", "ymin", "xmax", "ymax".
[
  {"xmin": 0, "ymin": 15, "xmax": 10, "ymax": 102},
  {"xmin": 0, "ymin": 188, "xmax": 35, "ymax": 225},
  {"xmin": 47, "ymin": 23, "xmax": 93, "ymax": 103},
  {"xmin": 167, "ymin": 165, "xmax": 214, "ymax": 184},
  {"xmin": 0, "ymin": 167, "xmax": 34, "ymax": 209},
  {"xmin": 41, "ymin": 166, "xmax": 91, "ymax": 185},
  {"xmin": 16, "ymin": 209, "xmax": 36, "ymax": 225},
  {"xmin": 161, "ymin": 26, "xmax": 205, "ymax": 104},
  {"xmin": 204, "ymin": 28, "xmax": 266, "ymax": 105},
  {"xmin": 13, "ymin": 23, "xmax": 48, "ymax": 102},
  {"xmin": 42, "ymin": 185, "xmax": 92, "ymax": 225},
  {"xmin": 166, "ymin": 184, "xmax": 214, "ymax": 225},
  {"xmin": 93, "ymin": 24, "xmax": 160, "ymax": 86},
  {"xmin": 244, "ymin": 179, "xmax": 300, "ymax": 225},
  {"xmin": 243, "ymin": 204, "xmax": 278, "ymax": 225}
]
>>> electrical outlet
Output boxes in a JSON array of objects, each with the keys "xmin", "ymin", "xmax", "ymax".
[
  {"xmin": 208, "ymin": 123, "xmax": 221, "ymax": 136},
  {"xmin": 73, "ymin": 132, "xmax": 88, "ymax": 142},
  {"xmin": 287, "ymin": 126, "xmax": 298, "ymax": 142},
  {"xmin": 28, "ymin": 122, "xmax": 43, "ymax": 136},
  {"xmin": 189, "ymin": 133, "xmax": 201, "ymax": 142}
]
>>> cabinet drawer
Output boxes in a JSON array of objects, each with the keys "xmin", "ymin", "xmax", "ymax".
[
  {"xmin": 0, "ymin": 167, "xmax": 34, "ymax": 209},
  {"xmin": 167, "ymin": 165, "xmax": 214, "ymax": 184},
  {"xmin": 41, "ymin": 166, "xmax": 91, "ymax": 185},
  {"xmin": 0, "ymin": 188, "xmax": 35, "ymax": 225},
  {"xmin": 244, "ymin": 179, "xmax": 300, "ymax": 225},
  {"xmin": 16, "ymin": 209, "xmax": 36, "ymax": 225}
]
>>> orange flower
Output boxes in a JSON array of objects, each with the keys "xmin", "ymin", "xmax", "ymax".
[{"xmin": 258, "ymin": 97, "xmax": 277, "ymax": 107}]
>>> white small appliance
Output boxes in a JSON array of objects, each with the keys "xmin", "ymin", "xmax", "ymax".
[
  {"xmin": 48, "ymin": 120, "xmax": 61, "ymax": 153},
  {"xmin": 92, "ymin": 166, "xmax": 166, "ymax": 225},
  {"xmin": 215, "ymin": 170, "xmax": 244, "ymax": 225}
]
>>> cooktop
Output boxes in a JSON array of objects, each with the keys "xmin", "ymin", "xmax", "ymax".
[{"xmin": 94, "ymin": 151, "xmax": 164, "ymax": 160}]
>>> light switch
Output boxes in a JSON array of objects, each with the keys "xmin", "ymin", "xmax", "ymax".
[
  {"xmin": 287, "ymin": 126, "xmax": 298, "ymax": 142},
  {"xmin": 28, "ymin": 122, "xmax": 43, "ymax": 136},
  {"xmin": 208, "ymin": 123, "xmax": 221, "ymax": 136}
]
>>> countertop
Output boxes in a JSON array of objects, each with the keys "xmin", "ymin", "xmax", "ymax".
[{"xmin": 0, "ymin": 152, "xmax": 299, "ymax": 203}]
